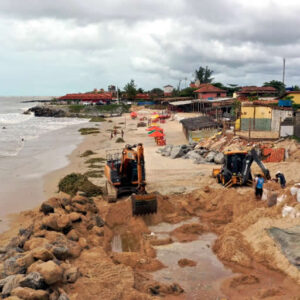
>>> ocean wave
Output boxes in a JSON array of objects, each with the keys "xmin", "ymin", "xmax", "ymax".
[{"xmin": 0, "ymin": 113, "xmax": 34, "ymax": 124}]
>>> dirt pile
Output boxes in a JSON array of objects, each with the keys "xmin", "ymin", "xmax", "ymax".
[{"xmin": 0, "ymin": 193, "xmax": 168, "ymax": 300}]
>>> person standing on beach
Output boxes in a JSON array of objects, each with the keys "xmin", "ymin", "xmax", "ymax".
[
  {"xmin": 275, "ymin": 171, "xmax": 286, "ymax": 188},
  {"xmin": 121, "ymin": 129, "xmax": 124, "ymax": 138},
  {"xmin": 254, "ymin": 174, "xmax": 264, "ymax": 200}
]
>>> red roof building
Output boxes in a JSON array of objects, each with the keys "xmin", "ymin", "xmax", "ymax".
[
  {"xmin": 237, "ymin": 86, "xmax": 277, "ymax": 99},
  {"xmin": 135, "ymin": 93, "xmax": 150, "ymax": 100},
  {"xmin": 193, "ymin": 84, "xmax": 227, "ymax": 99},
  {"xmin": 59, "ymin": 93, "xmax": 113, "ymax": 103}
]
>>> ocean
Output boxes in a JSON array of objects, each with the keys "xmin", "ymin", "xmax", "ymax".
[
  {"xmin": 0, "ymin": 97, "xmax": 89, "ymax": 231},
  {"xmin": 0, "ymin": 97, "xmax": 87, "ymax": 157}
]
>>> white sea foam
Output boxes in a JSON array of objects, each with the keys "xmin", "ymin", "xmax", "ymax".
[{"xmin": 0, "ymin": 98, "xmax": 88, "ymax": 157}]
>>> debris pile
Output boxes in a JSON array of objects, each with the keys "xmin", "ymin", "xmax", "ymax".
[{"xmin": 156, "ymin": 144, "xmax": 225, "ymax": 164}]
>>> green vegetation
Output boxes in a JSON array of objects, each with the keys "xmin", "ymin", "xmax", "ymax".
[
  {"xmin": 84, "ymin": 170, "xmax": 104, "ymax": 178},
  {"xmin": 124, "ymin": 79, "xmax": 137, "ymax": 100},
  {"xmin": 80, "ymin": 150, "xmax": 95, "ymax": 157},
  {"xmin": 69, "ymin": 105, "xmax": 84, "ymax": 113},
  {"xmin": 291, "ymin": 136, "xmax": 300, "ymax": 143},
  {"xmin": 58, "ymin": 173, "xmax": 102, "ymax": 196},
  {"xmin": 116, "ymin": 137, "xmax": 125, "ymax": 143},
  {"xmin": 264, "ymin": 80, "xmax": 286, "ymax": 96},
  {"xmin": 88, "ymin": 164, "xmax": 103, "ymax": 169},
  {"xmin": 89, "ymin": 116, "xmax": 106, "ymax": 122},
  {"xmin": 85, "ymin": 157, "xmax": 106, "ymax": 164},
  {"xmin": 195, "ymin": 66, "xmax": 214, "ymax": 83},
  {"xmin": 79, "ymin": 128, "xmax": 100, "ymax": 135}
]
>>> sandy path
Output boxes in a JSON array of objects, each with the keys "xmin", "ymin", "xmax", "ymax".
[{"xmin": 43, "ymin": 113, "xmax": 220, "ymax": 198}]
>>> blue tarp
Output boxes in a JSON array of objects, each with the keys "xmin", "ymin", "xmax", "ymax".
[
  {"xmin": 137, "ymin": 101, "xmax": 154, "ymax": 106},
  {"xmin": 278, "ymin": 100, "xmax": 292, "ymax": 107}
]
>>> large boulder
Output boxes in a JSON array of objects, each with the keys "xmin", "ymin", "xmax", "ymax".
[
  {"xmin": 62, "ymin": 267, "xmax": 79, "ymax": 283},
  {"xmin": 214, "ymin": 152, "xmax": 225, "ymax": 164},
  {"xmin": 3, "ymin": 255, "xmax": 27, "ymax": 275},
  {"xmin": 161, "ymin": 145, "xmax": 173, "ymax": 157},
  {"xmin": 31, "ymin": 248, "xmax": 54, "ymax": 262},
  {"xmin": 58, "ymin": 294, "xmax": 70, "ymax": 300},
  {"xmin": 170, "ymin": 145, "xmax": 186, "ymax": 159},
  {"xmin": 11, "ymin": 287, "xmax": 49, "ymax": 300},
  {"xmin": 19, "ymin": 272, "xmax": 46, "ymax": 290},
  {"xmin": 205, "ymin": 151, "xmax": 216, "ymax": 162},
  {"xmin": 193, "ymin": 156, "xmax": 206, "ymax": 164},
  {"xmin": 1, "ymin": 274, "xmax": 24, "ymax": 297},
  {"xmin": 183, "ymin": 150, "xmax": 202, "ymax": 161},
  {"xmin": 28, "ymin": 261, "xmax": 63, "ymax": 285}
]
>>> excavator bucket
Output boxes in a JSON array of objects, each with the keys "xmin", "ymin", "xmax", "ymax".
[{"xmin": 131, "ymin": 194, "xmax": 157, "ymax": 216}]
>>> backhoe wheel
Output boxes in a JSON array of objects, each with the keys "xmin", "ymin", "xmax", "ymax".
[{"xmin": 103, "ymin": 181, "xmax": 117, "ymax": 203}]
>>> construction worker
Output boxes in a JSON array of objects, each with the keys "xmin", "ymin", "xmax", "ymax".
[
  {"xmin": 110, "ymin": 131, "xmax": 113, "ymax": 139},
  {"xmin": 121, "ymin": 129, "xmax": 124, "ymax": 138},
  {"xmin": 275, "ymin": 171, "xmax": 286, "ymax": 188},
  {"xmin": 254, "ymin": 174, "xmax": 264, "ymax": 200}
]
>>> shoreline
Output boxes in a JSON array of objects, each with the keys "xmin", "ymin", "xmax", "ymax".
[{"xmin": 0, "ymin": 112, "xmax": 299, "ymax": 299}]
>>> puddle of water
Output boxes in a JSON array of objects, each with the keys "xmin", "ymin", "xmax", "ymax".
[
  {"xmin": 111, "ymin": 233, "xmax": 140, "ymax": 252},
  {"xmin": 148, "ymin": 217, "xmax": 199, "ymax": 234},
  {"xmin": 149, "ymin": 219, "xmax": 233, "ymax": 299}
]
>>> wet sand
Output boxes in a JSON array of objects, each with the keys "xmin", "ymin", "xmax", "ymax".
[{"xmin": 0, "ymin": 123, "xmax": 87, "ymax": 233}]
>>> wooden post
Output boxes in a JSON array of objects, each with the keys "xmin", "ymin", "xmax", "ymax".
[
  {"xmin": 253, "ymin": 107, "xmax": 256, "ymax": 131},
  {"xmin": 248, "ymin": 118, "xmax": 251, "ymax": 141},
  {"xmin": 279, "ymin": 117, "xmax": 282, "ymax": 138}
]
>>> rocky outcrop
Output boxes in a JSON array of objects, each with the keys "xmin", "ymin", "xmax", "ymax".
[{"xmin": 26, "ymin": 106, "xmax": 67, "ymax": 118}]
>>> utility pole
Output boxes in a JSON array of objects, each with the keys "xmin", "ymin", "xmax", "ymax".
[{"xmin": 282, "ymin": 58, "xmax": 286, "ymax": 85}]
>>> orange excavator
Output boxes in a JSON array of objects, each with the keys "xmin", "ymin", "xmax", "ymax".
[{"xmin": 104, "ymin": 143, "xmax": 157, "ymax": 215}]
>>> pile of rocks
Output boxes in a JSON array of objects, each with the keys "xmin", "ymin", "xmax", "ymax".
[
  {"xmin": 0, "ymin": 194, "xmax": 104, "ymax": 300},
  {"xmin": 156, "ymin": 144, "xmax": 225, "ymax": 164}
]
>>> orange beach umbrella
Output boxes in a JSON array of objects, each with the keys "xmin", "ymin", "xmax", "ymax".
[{"xmin": 149, "ymin": 131, "xmax": 165, "ymax": 137}]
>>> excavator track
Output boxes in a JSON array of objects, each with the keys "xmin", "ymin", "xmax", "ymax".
[{"xmin": 103, "ymin": 181, "xmax": 118, "ymax": 203}]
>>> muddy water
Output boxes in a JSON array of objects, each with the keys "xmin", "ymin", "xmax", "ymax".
[{"xmin": 149, "ymin": 220, "xmax": 234, "ymax": 299}]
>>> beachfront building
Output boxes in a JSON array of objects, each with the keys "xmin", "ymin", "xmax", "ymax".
[
  {"xmin": 193, "ymin": 84, "xmax": 227, "ymax": 99},
  {"xmin": 58, "ymin": 93, "xmax": 113, "ymax": 104},
  {"xmin": 237, "ymin": 86, "xmax": 278, "ymax": 100},
  {"xmin": 180, "ymin": 116, "xmax": 219, "ymax": 142},
  {"xmin": 163, "ymin": 85, "xmax": 174, "ymax": 97},
  {"xmin": 238, "ymin": 100, "xmax": 294, "ymax": 138},
  {"xmin": 282, "ymin": 91, "xmax": 300, "ymax": 105}
]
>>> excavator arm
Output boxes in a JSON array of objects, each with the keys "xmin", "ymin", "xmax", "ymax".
[{"xmin": 241, "ymin": 148, "xmax": 271, "ymax": 184}]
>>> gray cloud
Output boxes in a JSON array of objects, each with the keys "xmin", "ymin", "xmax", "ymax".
[{"xmin": 0, "ymin": 0, "xmax": 300, "ymax": 95}]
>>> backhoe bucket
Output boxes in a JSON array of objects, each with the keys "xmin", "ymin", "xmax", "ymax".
[{"xmin": 131, "ymin": 194, "xmax": 157, "ymax": 216}]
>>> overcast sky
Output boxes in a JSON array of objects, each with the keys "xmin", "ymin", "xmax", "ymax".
[{"xmin": 1, "ymin": 0, "xmax": 300, "ymax": 96}]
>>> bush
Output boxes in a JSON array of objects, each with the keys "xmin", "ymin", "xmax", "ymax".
[
  {"xmin": 80, "ymin": 150, "xmax": 95, "ymax": 157},
  {"xmin": 69, "ymin": 105, "xmax": 84, "ymax": 113},
  {"xmin": 89, "ymin": 116, "xmax": 106, "ymax": 122},
  {"xmin": 78, "ymin": 128, "xmax": 100, "ymax": 135},
  {"xmin": 58, "ymin": 173, "xmax": 102, "ymax": 196},
  {"xmin": 84, "ymin": 170, "xmax": 104, "ymax": 178},
  {"xmin": 85, "ymin": 157, "xmax": 106, "ymax": 164},
  {"xmin": 116, "ymin": 137, "xmax": 125, "ymax": 143}
]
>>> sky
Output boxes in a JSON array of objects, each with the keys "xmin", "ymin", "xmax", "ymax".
[{"xmin": 1, "ymin": 0, "xmax": 300, "ymax": 96}]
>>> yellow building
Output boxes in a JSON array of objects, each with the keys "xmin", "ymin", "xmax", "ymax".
[
  {"xmin": 286, "ymin": 91, "xmax": 300, "ymax": 104},
  {"xmin": 240, "ymin": 105, "xmax": 272, "ymax": 131}
]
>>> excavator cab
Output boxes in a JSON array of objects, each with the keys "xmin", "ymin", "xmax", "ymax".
[
  {"xmin": 104, "ymin": 143, "xmax": 157, "ymax": 215},
  {"xmin": 213, "ymin": 148, "xmax": 270, "ymax": 188}
]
